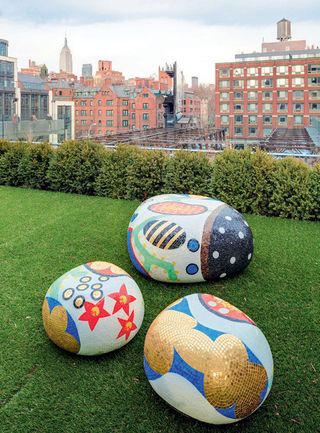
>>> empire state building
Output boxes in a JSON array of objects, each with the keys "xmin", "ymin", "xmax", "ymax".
[{"xmin": 59, "ymin": 37, "xmax": 73, "ymax": 73}]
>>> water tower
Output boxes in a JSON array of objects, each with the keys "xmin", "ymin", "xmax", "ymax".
[{"xmin": 277, "ymin": 18, "xmax": 291, "ymax": 41}]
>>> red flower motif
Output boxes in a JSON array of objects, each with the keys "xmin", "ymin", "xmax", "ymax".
[
  {"xmin": 117, "ymin": 310, "xmax": 137, "ymax": 341},
  {"xmin": 78, "ymin": 298, "xmax": 110, "ymax": 331},
  {"xmin": 109, "ymin": 284, "xmax": 136, "ymax": 316}
]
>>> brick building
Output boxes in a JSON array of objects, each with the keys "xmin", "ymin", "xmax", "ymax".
[
  {"xmin": 215, "ymin": 19, "xmax": 320, "ymax": 146},
  {"xmin": 73, "ymin": 84, "xmax": 164, "ymax": 137}
]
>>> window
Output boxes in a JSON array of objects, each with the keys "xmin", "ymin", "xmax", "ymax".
[
  {"xmin": 106, "ymin": 110, "xmax": 113, "ymax": 116},
  {"xmin": 234, "ymin": 127, "xmax": 242, "ymax": 135},
  {"xmin": 292, "ymin": 77, "xmax": 304, "ymax": 87},
  {"xmin": 233, "ymin": 68, "xmax": 244, "ymax": 76},
  {"xmin": 308, "ymin": 77, "xmax": 320, "ymax": 85},
  {"xmin": 98, "ymin": 119, "xmax": 102, "ymax": 125},
  {"xmin": 90, "ymin": 110, "xmax": 93, "ymax": 116},
  {"xmin": 220, "ymin": 92, "xmax": 229, "ymax": 100},
  {"xmin": 278, "ymin": 103, "xmax": 288, "ymax": 111},
  {"xmin": 234, "ymin": 104, "xmax": 242, "ymax": 111},
  {"xmin": 247, "ymin": 79, "xmax": 258, "ymax": 88},
  {"xmin": 249, "ymin": 115, "xmax": 257, "ymax": 124},
  {"xmin": 308, "ymin": 64, "xmax": 320, "ymax": 73},
  {"xmin": 90, "ymin": 101, "xmax": 93, "ymax": 106},
  {"xmin": 143, "ymin": 125, "xmax": 148, "ymax": 129},
  {"xmin": 81, "ymin": 120, "xmax": 87, "ymax": 125},
  {"xmin": 277, "ymin": 78, "xmax": 288, "ymax": 87},
  {"xmin": 132, "ymin": 103, "xmax": 136, "ymax": 109},
  {"xmin": 277, "ymin": 91, "xmax": 288, "ymax": 99},
  {"xmin": 80, "ymin": 110, "xmax": 87, "ymax": 116},
  {"xmin": 75, "ymin": 110, "xmax": 78, "ymax": 115},
  {"xmin": 310, "ymin": 103, "xmax": 320, "ymax": 111},
  {"xmin": 106, "ymin": 120, "xmax": 113, "ymax": 127},
  {"xmin": 248, "ymin": 103, "xmax": 257, "ymax": 112},
  {"xmin": 263, "ymin": 103, "xmax": 272, "ymax": 112},
  {"xmin": 122, "ymin": 120, "xmax": 129, "ymax": 127},
  {"xmin": 234, "ymin": 91, "xmax": 243, "ymax": 100},
  {"xmin": 262, "ymin": 91, "xmax": 272, "ymax": 100},
  {"xmin": 106, "ymin": 100, "xmax": 113, "ymax": 106},
  {"xmin": 220, "ymin": 103, "xmax": 229, "ymax": 112},
  {"xmin": 98, "ymin": 110, "xmax": 102, "ymax": 116},
  {"xmin": 98, "ymin": 100, "xmax": 102, "ymax": 106},
  {"xmin": 263, "ymin": 115, "xmax": 272, "ymax": 124},
  {"xmin": 122, "ymin": 110, "xmax": 129, "ymax": 116},
  {"xmin": 262, "ymin": 78, "xmax": 273, "ymax": 87},
  {"xmin": 143, "ymin": 93, "xmax": 149, "ymax": 97},
  {"xmin": 143, "ymin": 113, "xmax": 149, "ymax": 120},
  {"xmin": 235, "ymin": 115, "xmax": 243, "ymax": 123},
  {"xmin": 80, "ymin": 101, "xmax": 87, "ymax": 106},
  {"xmin": 293, "ymin": 103, "xmax": 304, "ymax": 112},
  {"xmin": 278, "ymin": 115, "xmax": 287, "ymax": 124},
  {"xmin": 309, "ymin": 90, "xmax": 320, "ymax": 99},
  {"xmin": 276, "ymin": 65, "xmax": 288, "ymax": 75},
  {"xmin": 233, "ymin": 80, "xmax": 244, "ymax": 88},
  {"xmin": 132, "ymin": 113, "xmax": 136, "ymax": 120},
  {"xmin": 143, "ymin": 103, "xmax": 149, "ymax": 109},
  {"xmin": 263, "ymin": 128, "xmax": 272, "ymax": 137},
  {"xmin": 249, "ymin": 127, "xmax": 257, "ymax": 135},
  {"xmin": 219, "ymin": 68, "xmax": 230, "ymax": 77},
  {"xmin": 261, "ymin": 66, "xmax": 273, "ymax": 75},
  {"xmin": 219, "ymin": 80, "xmax": 230, "ymax": 89},
  {"xmin": 221, "ymin": 115, "xmax": 229, "ymax": 124},
  {"xmin": 294, "ymin": 115, "xmax": 303, "ymax": 124},
  {"xmin": 247, "ymin": 67, "xmax": 258, "ymax": 76},
  {"xmin": 293, "ymin": 90, "xmax": 304, "ymax": 99},
  {"xmin": 248, "ymin": 91, "xmax": 257, "ymax": 100},
  {"xmin": 122, "ymin": 100, "xmax": 129, "ymax": 106},
  {"xmin": 292, "ymin": 65, "xmax": 304, "ymax": 74}
]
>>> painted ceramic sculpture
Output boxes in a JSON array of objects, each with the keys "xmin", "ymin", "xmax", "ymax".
[
  {"xmin": 42, "ymin": 261, "xmax": 144, "ymax": 355},
  {"xmin": 128, "ymin": 194, "xmax": 253, "ymax": 283},
  {"xmin": 144, "ymin": 293, "xmax": 273, "ymax": 424}
]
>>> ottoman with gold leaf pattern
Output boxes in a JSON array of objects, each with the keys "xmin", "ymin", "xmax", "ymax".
[{"xmin": 144, "ymin": 293, "xmax": 273, "ymax": 424}]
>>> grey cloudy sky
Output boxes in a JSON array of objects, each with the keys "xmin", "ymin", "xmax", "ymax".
[{"xmin": 0, "ymin": 0, "xmax": 319, "ymax": 83}]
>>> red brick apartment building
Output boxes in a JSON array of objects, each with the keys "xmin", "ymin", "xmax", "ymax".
[
  {"xmin": 215, "ymin": 19, "xmax": 320, "ymax": 146},
  {"xmin": 73, "ymin": 84, "xmax": 163, "ymax": 137}
]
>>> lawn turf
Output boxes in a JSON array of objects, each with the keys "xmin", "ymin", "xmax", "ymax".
[{"xmin": 0, "ymin": 186, "xmax": 319, "ymax": 433}]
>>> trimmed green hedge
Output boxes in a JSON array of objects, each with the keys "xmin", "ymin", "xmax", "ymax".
[{"xmin": 0, "ymin": 140, "xmax": 319, "ymax": 220}]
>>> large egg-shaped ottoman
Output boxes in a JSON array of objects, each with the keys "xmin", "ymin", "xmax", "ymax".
[
  {"xmin": 144, "ymin": 294, "xmax": 273, "ymax": 424},
  {"xmin": 42, "ymin": 261, "xmax": 144, "ymax": 355},
  {"xmin": 128, "ymin": 194, "xmax": 253, "ymax": 283}
]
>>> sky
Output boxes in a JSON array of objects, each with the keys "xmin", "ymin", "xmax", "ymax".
[{"xmin": 0, "ymin": 0, "xmax": 319, "ymax": 84}]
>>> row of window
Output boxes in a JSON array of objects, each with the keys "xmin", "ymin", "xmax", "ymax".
[
  {"xmin": 76, "ymin": 119, "xmax": 150, "ymax": 128},
  {"xmin": 77, "ymin": 99, "xmax": 151, "ymax": 108},
  {"xmin": 76, "ymin": 109, "xmax": 149, "ymax": 119},
  {"xmin": 219, "ymin": 64, "xmax": 320, "ymax": 77},
  {"xmin": 221, "ymin": 115, "xmax": 305, "ymax": 127},
  {"xmin": 219, "ymin": 77, "xmax": 320, "ymax": 89},
  {"xmin": 221, "ymin": 90, "xmax": 320, "ymax": 101},
  {"xmin": 220, "ymin": 103, "xmax": 320, "ymax": 112}
]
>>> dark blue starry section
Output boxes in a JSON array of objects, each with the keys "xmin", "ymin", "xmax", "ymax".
[
  {"xmin": 201, "ymin": 205, "xmax": 253, "ymax": 281},
  {"xmin": 169, "ymin": 349, "xmax": 205, "ymax": 397}
]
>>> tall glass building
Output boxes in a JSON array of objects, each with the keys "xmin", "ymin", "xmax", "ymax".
[{"xmin": 0, "ymin": 39, "xmax": 17, "ymax": 122}]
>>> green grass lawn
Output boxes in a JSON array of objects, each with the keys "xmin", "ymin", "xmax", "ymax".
[{"xmin": 0, "ymin": 186, "xmax": 319, "ymax": 433}]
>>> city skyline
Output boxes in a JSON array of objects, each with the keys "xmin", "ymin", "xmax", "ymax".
[{"xmin": 0, "ymin": 1, "xmax": 320, "ymax": 83}]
